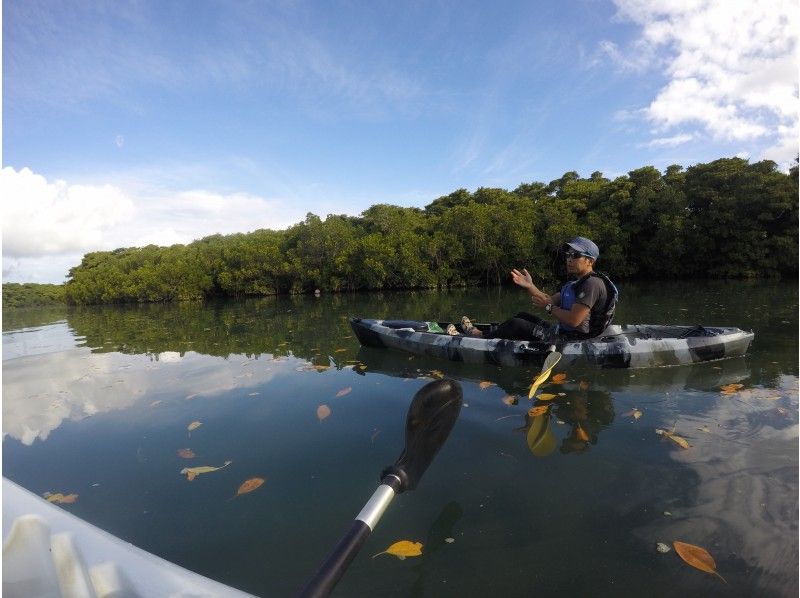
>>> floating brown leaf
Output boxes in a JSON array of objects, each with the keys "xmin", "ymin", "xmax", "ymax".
[
  {"xmin": 233, "ymin": 477, "xmax": 265, "ymax": 498},
  {"xmin": 335, "ymin": 387, "xmax": 352, "ymax": 398},
  {"xmin": 371, "ymin": 540, "xmax": 423, "ymax": 560},
  {"xmin": 720, "ymin": 383, "xmax": 744, "ymax": 395},
  {"xmin": 178, "ymin": 448, "xmax": 196, "ymax": 459},
  {"xmin": 528, "ymin": 405, "xmax": 548, "ymax": 417},
  {"xmin": 673, "ymin": 541, "xmax": 727, "ymax": 583},
  {"xmin": 579, "ymin": 381, "xmax": 589, "ymax": 391},
  {"xmin": 575, "ymin": 425, "xmax": 589, "ymax": 442},
  {"xmin": 180, "ymin": 460, "xmax": 232, "ymax": 481},
  {"xmin": 502, "ymin": 395, "xmax": 518, "ymax": 406},
  {"xmin": 479, "ymin": 381, "xmax": 495, "ymax": 390},
  {"xmin": 655, "ymin": 428, "xmax": 690, "ymax": 449},
  {"xmin": 537, "ymin": 393, "xmax": 557, "ymax": 401},
  {"xmin": 551, "ymin": 373, "xmax": 567, "ymax": 384},
  {"xmin": 317, "ymin": 404, "xmax": 332, "ymax": 421}
]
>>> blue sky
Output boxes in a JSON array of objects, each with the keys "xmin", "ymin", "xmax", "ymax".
[{"xmin": 2, "ymin": 0, "xmax": 798, "ymax": 283}]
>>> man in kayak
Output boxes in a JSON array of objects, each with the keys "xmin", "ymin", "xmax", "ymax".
[{"xmin": 448, "ymin": 236, "xmax": 617, "ymax": 342}]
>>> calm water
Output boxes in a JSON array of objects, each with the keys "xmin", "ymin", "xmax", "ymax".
[{"xmin": 3, "ymin": 281, "xmax": 798, "ymax": 597}]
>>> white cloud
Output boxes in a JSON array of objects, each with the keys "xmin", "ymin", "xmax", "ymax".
[
  {"xmin": 645, "ymin": 132, "xmax": 695, "ymax": 147},
  {"xmin": 604, "ymin": 0, "xmax": 799, "ymax": 160},
  {"xmin": 1, "ymin": 167, "xmax": 135, "ymax": 258},
  {"xmin": 1, "ymin": 166, "xmax": 307, "ymax": 283}
]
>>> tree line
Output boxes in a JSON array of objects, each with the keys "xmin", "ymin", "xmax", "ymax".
[{"xmin": 4, "ymin": 157, "xmax": 797, "ymax": 307}]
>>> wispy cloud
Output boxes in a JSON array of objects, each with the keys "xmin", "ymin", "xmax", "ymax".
[
  {"xmin": 601, "ymin": 0, "xmax": 799, "ymax": 163},
  {"xmin": 4, "ymin": 1, "xmax": 427, "ymax": 120},
  {"xmin": 642, "ymin": 132, "xmax": 694, "ymax": 147}
]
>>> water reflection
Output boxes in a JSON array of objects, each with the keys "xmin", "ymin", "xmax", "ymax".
[
  {"xmin": 627, "ymin": 378, "xmax": 798, "ymax": 595},
  {"xmin": 514, "ymin": 391, "xmax": 616, "ymax": 457},
  {"xmin": 356, "ymin": 344, "xmax": 754, "ymax": 396},
  {"xmin": 410, "ymin": 501, "xmax": 464, "ymax": 597},
  {"xmin": 2, "ymin": 282, "xmax": 797, "ymax": 597},
  {"xmin": 2, "ymin": 345, "xmax": 290, "ymax": 445}
]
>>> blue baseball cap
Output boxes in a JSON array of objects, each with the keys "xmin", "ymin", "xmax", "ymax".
[{"xmin": 564, "ymin": 237, "xmax": 599, "ymax": 260}]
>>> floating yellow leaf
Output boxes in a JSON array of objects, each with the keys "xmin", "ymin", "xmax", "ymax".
[
  {"xmin": 623, "ymin": 408, "xmax": 643, "ymax": 420},
  {"xmin": 371, "ymin": 540, "xmax": 423, "ymax": 560},
  {"xmin": 187, "ymin": 421, "xmax": 202, "ymax": 435},
  {"xmin": 178, "ymin": 448, "xmax": 196, "ymax": 459},
  {"xmin": 317, "ymin": 404, "xmax": 332, "ymax": 421},
  {"xmin": 551, "ymin": 373, "xmax": 568, "ymax": 384},
  {"xmin": 575, "ymin": 425, "xmax": 589, "ymax": 442},
  {"xmin": 180, "ymin": 460, "xmax": 232, "ymax": 481},
  {"xmin": 44, "ymin": 493, "xmax": 78, "ymax": 504},
  {"xmin": 655, "ymin": 428, "xmax": 690, "ymax": 449},
  {"xmin": 233, "ymin": 477, "xmax": 265, "ymax": 498},
  {"xmin": 336, "ymin": 387, "xmax": 352, "ymax": 397},
  {"xmin": 502, "ymin": 395, "xmax": 518, "ymax": 406},
  {"xmin": 479, "ymin": 381, "xmax": 495, "ymax": 390},
  {"xmin": 537, "ymin": 393, "xmax": 557, "ymax": 401},
  {"xmin": 528, "ymin": 405, "xmax": 549, "ymax": 417},
  {"xmin": 673, "ymin": 541, "xmax": 727, "ymax": 583}
]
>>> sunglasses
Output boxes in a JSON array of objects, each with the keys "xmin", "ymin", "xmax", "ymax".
[{"xmin": 564, "ymin": 250, "xmax": 587, "ymax": 260}]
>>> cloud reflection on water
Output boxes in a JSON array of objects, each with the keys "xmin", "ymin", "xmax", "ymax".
[
  {"xmin": 630, "ymin": 382, "xmax": 798, "ymax": 593},
  {"xmin": 2, "ymin": 345, "xmax": 288, "ymax": 446}
]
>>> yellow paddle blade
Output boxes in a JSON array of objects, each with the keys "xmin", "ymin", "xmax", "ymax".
[{"xmin": 528, "ymin": 352, "xmax": 562, "ymax": 399}]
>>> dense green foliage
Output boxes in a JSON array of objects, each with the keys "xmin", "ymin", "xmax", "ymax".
[
  {"xmin": 2, "ymin": 283, "xmax": 66, "ymax": 309},
  {"xmin": 7, "ymin": 157, "xmax": 798, "ymax": 307}
]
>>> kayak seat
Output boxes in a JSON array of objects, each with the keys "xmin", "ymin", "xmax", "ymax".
[
  {"xmin": 679, "ymin": 325, "xmax": 720, "ymax": 338},
  {"xmin": 382, "ymin": 320, "xmax": 429, "ymax": 332}
]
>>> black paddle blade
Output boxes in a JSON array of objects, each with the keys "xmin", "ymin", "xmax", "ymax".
[{"xmin": 381, "ymin": 378, "xmax": 462, "ymax": 493}]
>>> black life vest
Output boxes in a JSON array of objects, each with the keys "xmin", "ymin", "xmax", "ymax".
[{"xmin": 559, "ymin": 271, "xmax": 618, "ymax": 340}]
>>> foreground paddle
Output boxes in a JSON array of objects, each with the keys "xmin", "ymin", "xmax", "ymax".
[
  {"xmin": 528, "ymin": 351, "xmax": 563, "ymax": 398},
  {"xmin": 298, "ymin": 379, "xmax": 463, "ymax": 598}
]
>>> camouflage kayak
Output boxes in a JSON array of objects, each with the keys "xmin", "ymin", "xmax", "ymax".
[{"xmin": 349, "ymin": 318, "xmax": 754, "ymax": 369}]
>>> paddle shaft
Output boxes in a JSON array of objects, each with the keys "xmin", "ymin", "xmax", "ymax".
[{"xmin": 298, "ymin": 475, "xmax": 401, "ymax": 598}]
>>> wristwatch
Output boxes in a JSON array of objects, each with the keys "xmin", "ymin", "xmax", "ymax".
[{"xmin": 545, "ymin": 303, "xmax": 553, "ymax": 314}]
